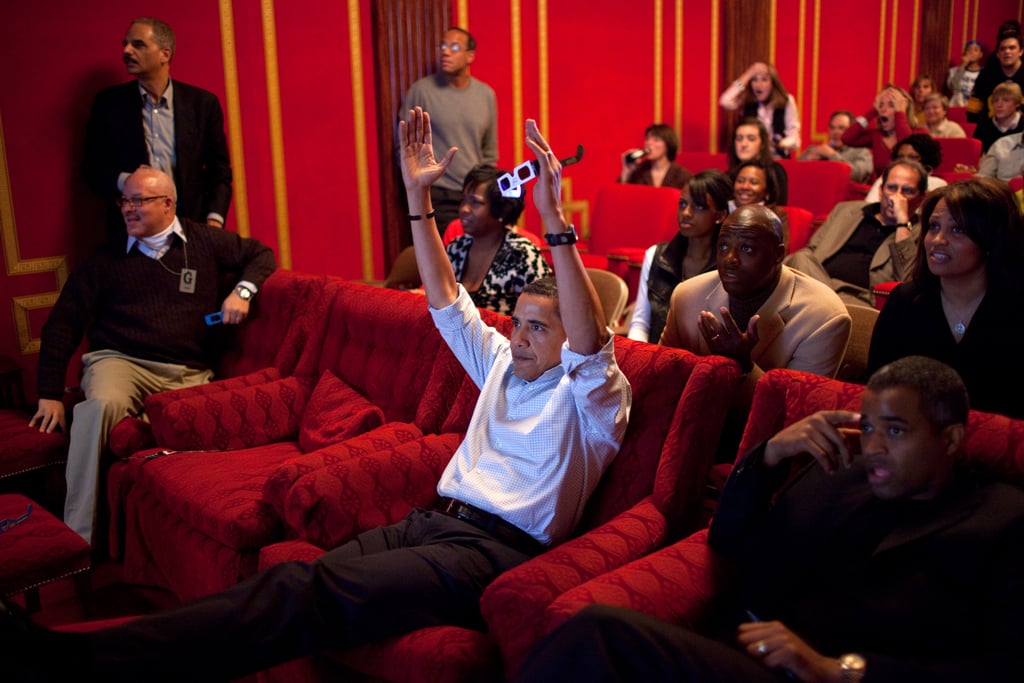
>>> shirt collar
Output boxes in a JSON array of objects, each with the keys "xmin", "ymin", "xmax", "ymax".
[
  {"xmin": 138, "ymin": 78, "xmax": 174, "ymax": 107},
  {"xmin": 126, "ymin": 216, "xmax": 187, "ymax": 255}
]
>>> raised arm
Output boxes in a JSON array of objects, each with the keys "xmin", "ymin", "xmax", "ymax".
[
  {"xmin": 398, "ymin": 107, "xmax": 460, "ymax": 310},
  {"xmin": 524, "ymin": 120, "xmax": 608, "ymax": 355}
]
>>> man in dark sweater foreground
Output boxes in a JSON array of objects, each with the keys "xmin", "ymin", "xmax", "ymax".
[
  {"xmin": 30, "ymin": 167, "xmax": 276, "ymax": 545},
  {"xmin": 514, "ymin": 356, "xmax": 1024, "ymax": 683}
]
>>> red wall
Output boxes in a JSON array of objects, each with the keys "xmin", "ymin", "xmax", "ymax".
[{"xmin": 0, "ymin": 0, "xmax": 1017, "ymax": 401}]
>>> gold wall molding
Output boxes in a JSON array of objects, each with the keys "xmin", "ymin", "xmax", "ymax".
[
  {"xmin": 674, "ymin": 0, "xmax": 683, "ymax": 136},
  {"xmin": 539, "ymin": 0, "xmax": 550, "ymax": 134},
  {"xmin": 348, "ymin": 0, "xmax": 374, "ymax": 281},
  {"xmin": 262, "ymin": 0, "xmax": 292, "ymax": 269},
  {"xmin": 511, "ymin": 0, "xmax": 524, "ymax": 163},
  {"xmin": 710, "ymin": 0, "xmax": 721, "ymax": 152},
  {"xmin": 654, "ymin": 0, "xmax": 664, "ymax": 121},
  {"xmin": 219, "ymin": 0, "xmax": 251, "ymax": 238},
  {"xmin": 0, "ymin": 111, "xmax": 67, "ymax": 354}
]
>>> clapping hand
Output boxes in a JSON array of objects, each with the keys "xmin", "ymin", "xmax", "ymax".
[{"xmin": 699, "ymin": 307, "xmax": 759, "ymax": 365}]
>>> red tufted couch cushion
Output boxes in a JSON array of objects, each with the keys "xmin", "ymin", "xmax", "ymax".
[
  {"xmin": 297, "ymin": 370, "xmax": 385, "ymax": 453},
  {"xmin": 149, "ymin": 375, "xmax": 315, "ymax": 452}
]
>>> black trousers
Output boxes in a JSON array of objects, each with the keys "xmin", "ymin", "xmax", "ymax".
[
  {"xmin": 80, "ymin": 509, "xmax": 532, "ymax": 682},
  {"xmin": 514, "ymin": 605, "xmax": 788, "ymax": 683}
]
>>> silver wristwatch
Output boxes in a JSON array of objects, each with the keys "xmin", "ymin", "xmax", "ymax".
[
  {"xmin": 234, "ymin": 285, "xmax": 254, "ymax": 301},
  {"xmin": 838, "ymin": 653, "xmax": 866, "ymax": 683}
]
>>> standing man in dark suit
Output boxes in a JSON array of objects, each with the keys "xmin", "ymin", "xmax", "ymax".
[{"xmin": 84, "ymin": 17, "xmax": 232, "ymax": 233}]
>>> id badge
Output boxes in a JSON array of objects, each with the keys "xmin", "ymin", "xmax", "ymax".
[{"xmin": 179, "ymin": 268, "xmax": 197, "ymax": 294}]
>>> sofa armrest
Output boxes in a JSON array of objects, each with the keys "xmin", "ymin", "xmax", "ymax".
[
  {"xmin": 108, "ymin": 417, "xmax": 155, "ymax": 459},
  {"xmin": 545, "ymin": 528, "xmax": 727, "ymax": 634},
  {"xmin": 482, "ymin": 497, "xmax": 670, "ymax": 677},
  {"xmin": 280, "ymin": 432, "xmax": 463, "ymax": 548}
]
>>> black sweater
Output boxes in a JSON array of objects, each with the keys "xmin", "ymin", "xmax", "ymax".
[{"xmin": 37, "ymin": 218, "xmax": 276, "ymax": 399}]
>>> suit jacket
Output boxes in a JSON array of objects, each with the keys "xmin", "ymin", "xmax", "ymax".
[
  {"xmin": 84, "ymin": 80, "xmax": 233, "ymax": 229},
  {"xmin": 659, "ymin": 267, "xmax": 851, "ymax": 398},
  {"xmin": 789, "ymin": 200, "xmax": 917, "ymax": 298},
  {"xmin": 710, "ymin": 447, "xmax": 1024, "ymax": 682}
]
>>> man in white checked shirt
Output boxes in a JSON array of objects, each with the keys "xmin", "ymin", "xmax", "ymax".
[{"xmin": 2, "ymin": 108, "xmax": 631, "ymax": 682}]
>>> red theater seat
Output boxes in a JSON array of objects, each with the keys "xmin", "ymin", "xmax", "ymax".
[
  {"xmin": 776, "ymin": 159, "xmax": 851, "ymax": 223},
  {"xmin": 934, "ymin": 137, "xmax": 981, "ymax": 174}
]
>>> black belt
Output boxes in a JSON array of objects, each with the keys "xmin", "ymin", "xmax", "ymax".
[{"xmin": 433, "ymin": 497, "xmax": 545, "ymax": 556}]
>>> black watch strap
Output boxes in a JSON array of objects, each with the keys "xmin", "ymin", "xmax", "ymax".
[{"xmin": 544, "ymin": 225, "xmax": 578, "ymax": 246}]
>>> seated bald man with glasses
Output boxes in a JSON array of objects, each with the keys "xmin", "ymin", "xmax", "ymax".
[
  {"xmin": 785, "ymin": 159, "xmax": 928, "ymax": 306},
  {"xmin": 30, "ymin": 166, "xmax": 276, "ymax": 547}
]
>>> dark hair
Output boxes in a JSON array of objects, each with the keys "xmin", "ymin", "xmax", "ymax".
[
  {"xmin": 881, "ymin": 159, "xmax": 929, "ymax": 194},
  {"xmin": 830, "ymin": 110, "xmax": 855, "ymax": 125},
  {"xmin": 867, "ymin": 356, "xmax": 969, "ymax": 431},
  {"xmin": 728, "ymin": 117, "xmax": 774, "ymax": 169},
  {"xmin": 462, "ymin": 165, "xmax": 525, "ymax": 226},
  {"xmin": 911, "ymin": 178, "xmax": 1024, "ymax": 296},
  {"xmin": 688, "ymin": 169, "xmax": 733, "ymax": 213},
  {"xmin": 644, "ymin": 123, "xmax": 680, "ymax": 161},
  {"xmin": 448, "ymin": 26, "xmax": 476, "ymax": 51},
  {"xmin": 521, "ymin": 276, "xmax": 558, "ymax": 314},
  {"xmin": 132, "ymin": 17, "xmax": 175, "ymax": 59},
  {"xmin": 732, "ymin": 159, "xmax": 779, "ymax": 205},
  {"xmin": 891, "ymin": 133, "xmax": 942, "ymax": 173}
]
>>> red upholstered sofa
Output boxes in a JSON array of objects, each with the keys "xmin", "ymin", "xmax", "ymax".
[
  {"xmin": 100, "ymin": 271, "xmax": 744, "ymax": 681},
  {"xmin": 541, "ymin": 368, "xmax": 1024, "ymax": 656},
  {"xmin": 105, "ymin": 274, "xmax": 480, "ymax": 601},
  {"xmin": 255, "ymin": 338, "xmax": 743, "ymax": 682}
]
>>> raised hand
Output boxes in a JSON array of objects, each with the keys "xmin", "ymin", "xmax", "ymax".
[
  {"xmin": 523, "ymin": 119, "xmax": 564, "ymax": 225},
  {"xmin": 398, "ymin": 107, "xmax": 457, "ymax": 192}
]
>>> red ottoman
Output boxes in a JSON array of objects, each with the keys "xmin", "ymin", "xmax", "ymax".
[
  {"xmin": 0, "ymin": 409, "xmax": 69, "ymax": 480},
  {"xmin": 0, "ymin": 493, "xmax": 91, "ymax": 612}
]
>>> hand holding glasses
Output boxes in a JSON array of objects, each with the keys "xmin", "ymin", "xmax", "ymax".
[{"xmin": 498, "ymin": 145, "xmax": 585, "ymax": 198}]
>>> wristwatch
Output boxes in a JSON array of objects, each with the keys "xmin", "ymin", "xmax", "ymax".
[
  {"xmin": 234, "ymin": 285, "xmax": 255, "ymax": 301},
  {"xmin": 838, "ymin": 653, "xmax": 866, "ymax": 683},
  {"xmin": 544, "ymin": 224, "xmax": 578, "ymax": 247}
]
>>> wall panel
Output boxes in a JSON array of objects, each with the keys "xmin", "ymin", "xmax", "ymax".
[{"xmin": 0, "ymin": 0, "xmax": 1020, "ymax": 402}]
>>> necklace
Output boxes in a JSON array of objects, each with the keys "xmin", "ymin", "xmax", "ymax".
[{"xmin": 939, "ymin": 288, "xmax": 985, "ymax": 340}]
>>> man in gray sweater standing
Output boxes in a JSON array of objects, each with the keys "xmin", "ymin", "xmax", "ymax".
[{"xmin": 402, "ymin": 27, "xmax": 498, "ymax": 234}]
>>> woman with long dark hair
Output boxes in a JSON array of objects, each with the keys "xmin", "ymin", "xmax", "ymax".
[
  {"xmin": 627, "ymin": 170, "xmax": 732, "ymax": 342},
  {"xmin": 867, "ymin": 178, "xmax": 1024, "ymax": 417}
]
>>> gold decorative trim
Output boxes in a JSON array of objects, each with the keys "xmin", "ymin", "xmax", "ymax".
[
  {"xmin": 539, "ymin": 0, "xmax": 549, "ymax": 134},
  {"xmin": 0, "ymin": 110, "xmax": 67, "ymax": 354},
  {"xmin": 674, "ymin": 0, "xmax": 683, "ymax": 135},
  {"xmin": 218, "ymin": 0, "xmax": 250, "ymax": 238},
  {"xmin": 457, "ymin": 0, "xmax": 468, "ymax": 26},
  {"xmin": 347, "ymin": 0, "xmax": 374, "ymax": 281},
  {"xmin": 711, "ymin": 0, "xmax": 720, "ymax": 152},
  {"xmin": 654, "ymin": 0, "xmax": 663, "ymax": 121},
  {"xmin": 261, "ymin": 0, "xmax": 292, "ymax": 269},
  {"xmin": 909, "ymin": 0, "xmax": 921, "ymax": 85},
  {"xmin": 810, "ymin": 0, "xmax": 825, "ymax": 144},
  {"xmin": 512, "ymin": 0, "xmax": 524, "ymax": 162},
  {"xmin": 770, "ymin": 0, "xmax": 778, "ymax": 62},
  {"xmin": 877, "ymin": 0, "xmax": 887, "ymax": 90},
  {"xmin": 796, "ymin": 0, "xmax": 807, "ymax": 140},
  {"xmin": 888, "ymin": 1, "xmax": 898, "ymax": 86},
  {"xmin": 560, "ymin": 178, "xmax": 589, "ymax": 240}
]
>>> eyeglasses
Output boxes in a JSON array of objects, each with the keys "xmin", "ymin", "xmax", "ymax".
[
  {"xmin": 439, "ymin": 42, "xmax": 466, "ymax": 53},
  {"xmin": 116, "ymin": 195, "xmax": 169, "ymax": 209}
]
